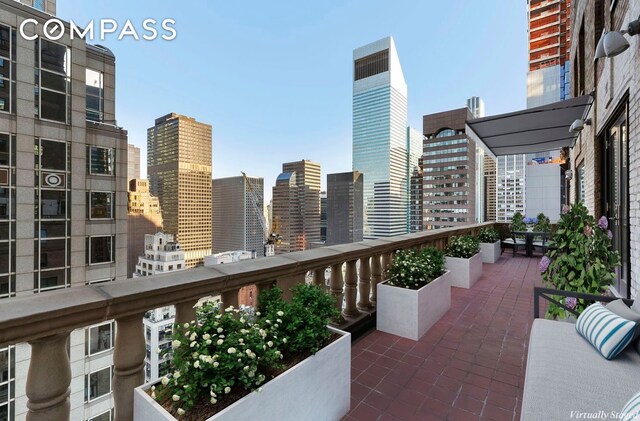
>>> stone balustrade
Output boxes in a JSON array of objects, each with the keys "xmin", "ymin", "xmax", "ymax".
[{"xmin": 0, "ymin": 223, "xmax": 494, "ymax": 421}]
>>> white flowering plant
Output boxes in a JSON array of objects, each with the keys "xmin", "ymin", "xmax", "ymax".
[
  {"xmin": 446, "ymin": 235, "xmax": 480, "ymax": 259},
  {"xmin": 151, "ymin": 284, "xmax": 339, "ymax": 419},
  {"xmin": 386, "ymin": 247, "xmax": 446, "ymax": 290},
  {"xmin": 478, "ymin": 227, "xmax": 501, "ymax": 244}
]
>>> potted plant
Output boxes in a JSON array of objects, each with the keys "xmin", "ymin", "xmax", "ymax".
[
  {"xmin": 134, "ymin": 284, "xmax": 350, "ymax": 421},
  {"xmin": 540, "ymin": 203, "xmax": 620, "ymax": 320},
  {"xmin": 377, "ymin": 247, "xmax": 451, "ymax": 340},
  {"xmin": 511, "ymin": 212, "xmax": 527, "ymax": 236},
  {"xmin": 478, "ymin": 227, "xmax": 501, "ymax": 264},
  {"xmin": 533, "ymin": 212, "xmax": 551, "ymax": 233},
  {"xmin": 445, "ymin": 235, "xmax": 482, "ymax": 289}
]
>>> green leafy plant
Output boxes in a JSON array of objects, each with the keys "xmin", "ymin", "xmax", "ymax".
[
  {"xmin": 446, "ymin": 235, "xmax": 480, "ymax": 259},
  {"xmin": 511, "ymin": 211, "xmax": 526, "ymax": 232},
  {"xmin": 533, "ymin": 212, "xmax": 551, "ymax": 233},
  {"xmin": 540, "ymin": 202, "xmax": 620, "ymax": 318},
  {"xmin": 153, "ymin": 284, "xmax": 338, "ymax": 418},
  {"xmin": 478, "ymin": 227, "xmax": 501, "ymax": 244},
  {"xmin": 386, "ymin": 247, "xmax": 446, "ymax": 290}
]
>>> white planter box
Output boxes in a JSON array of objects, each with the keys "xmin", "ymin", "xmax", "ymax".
[
  {"xmin": 376, "ymin": 271, "xmax": 451, "ymax": 341},
  {"xmin": 480, "ymin": 241, "xmax": 501, "ymax": 264},
  {"xmin": 134, "ymin": 327, "xmax": 351, "ymax": 421},
  {"xmin": 446, "ymin": 252, "xmax": 483, "ymax": 289}
]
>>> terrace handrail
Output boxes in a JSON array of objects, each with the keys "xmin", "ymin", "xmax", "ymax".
[
  {"xmin": 533, "ymin": 286, "xmax": 635, "ymax": 319},
  {"xmin": 0, "ymin": 222, "xmax": 494, "ymax": 421}
]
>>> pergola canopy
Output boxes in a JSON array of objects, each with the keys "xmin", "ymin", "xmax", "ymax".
[{"xmin": 466, "ymin": 95, "xmax": 593, "ymax": 156}]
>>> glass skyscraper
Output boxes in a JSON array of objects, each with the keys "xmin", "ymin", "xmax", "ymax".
[{"xmin": 352, "ymin": 36, "xmax": 410, "ymax": 239}]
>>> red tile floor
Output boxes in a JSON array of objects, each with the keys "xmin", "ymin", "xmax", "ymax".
[{"xmin": 345, "ymin": 255, "xmax": 543, "ymax": 421}]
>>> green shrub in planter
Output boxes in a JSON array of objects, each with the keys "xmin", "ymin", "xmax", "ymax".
[
  {"xmin": 533, "ymin": 212, "xmax": 551, "ymax": 233},
  {"xmin": 511, "ymin": 212, "xmax": 526, "ymax": 233},
  {"xmin": 386, "ymin": 247, "xmax": 446, "ymax": 290},
  {"xmin": 446, "ymin": 235, "xmax": 480, "ymax": 259},
  {"xmin": 478, "ymin": 228, "xmax": 501, "ymax": 244}
]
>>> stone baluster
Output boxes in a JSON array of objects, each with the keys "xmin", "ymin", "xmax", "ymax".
[
  {"xmin": 370, "ymin": 254, "xmax": 382, "ymax": 305},
  {"xmin": 113, "ymin": 314, "xmax": 146, "ymax": 421},
  {"xmin": 276, "ymin": 274, "xmax": 304, "ymax": 302},
  {"xmin": 343, "ymin": 260, "xmax": 360, "ymax": 317},
  {"xmin": 26, "ymin": 332, "xmax": 71, "ymax": 421},
  {"xmin": 312, "ymin": 268, "xmax": 326, "ymax": 287},
  {"xmin": 175, "ymin": 300, "xmax": 198, "ymax": 325},
  {"xmin": 381, "ymin": 252, "xmax": 392, "ymax": 281},
  {"xmin": 357, "ymin": 256, "xmax": 372, "ymax": 310},
  {"xmin": 330, "ymin": 263, "xmax": 344, "ymax": 313},
  {"xmin": 221, "ymin": 288, "xmax": 240, "ymax": 311},
  {"xmin": 255, "ymin": 280, "xmax": 274, "ymax": 302}
]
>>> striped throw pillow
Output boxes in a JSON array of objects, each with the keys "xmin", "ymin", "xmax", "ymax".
[
  {"xmin": 575, "ymin": 302, "xmax": 637, "ymax": 360},
  {"xmin": 620, "ymin": 391, "xmax": 640, "ymax": 421}
]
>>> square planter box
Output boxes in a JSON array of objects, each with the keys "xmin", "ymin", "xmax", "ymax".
[
  {"xmin": 480, "ymin": 241, "xmax": 501, "ymax": 264},
  {"xmin": 134, "ymin": 327, "xmax": 351, "ymax": 421},
  {"xmin": 446, "ymin": 252, "xmax": 483, "ymax": 289},
  {"xmin": 376, "ymin": 271, "xmax": 452, "ymax": 341}
]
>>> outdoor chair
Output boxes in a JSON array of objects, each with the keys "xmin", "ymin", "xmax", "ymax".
[{"xmin": 501, "ymin": 232, "xmax": 526, "ymax": 256}]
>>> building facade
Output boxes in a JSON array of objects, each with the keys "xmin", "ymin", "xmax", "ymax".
[
  {"xmin": 127, "ymin": 144, "xmax": 140, "ymax": 183},
  {"xmin": 484, "ymin": 155, "xmax": 497, "ymax": 221},
  {"xmin": 409, "ymin": 159, "xmax": 424, "ymax": 233},
  {"xmin": 326, "ymin": 172, "xmax": 363, "ymax": 245},
  {"xmin": 127, "ymin": 179, "xmax": 163, "ymax": 278},
  {"xmin": 212, "ymin": 176, "xmax": 265, "ymax": 258},
  {"xmin": 496, "ymin": 155, "xmax": 527, "ymax": 221},
  {"xmin": 320, "ymin": 191, "xmax": 327, "ymax": 243},
  {"xmin": 568, "ymin": 0, "xmax": 639, "ymax": 299},
  {"xmin": 147, "ymin": 113, "xmax": 212, "ymax": 268},
  {"xmin": 352, "ymin": 36, "xmax": 410, "ymax": 239},
  {"xmin": 0, "ymin": 1, "xmax": 128, "ymax": 420},
  {"xmin": 422, "ymin": 108, "xmax": 476, "ymax": 229}
]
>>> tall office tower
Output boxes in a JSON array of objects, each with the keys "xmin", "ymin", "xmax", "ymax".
[
  {"xmin": 212, "ymin": 176, "xmax": 265, "ymax": 258},
  {"xmin": 497, "ymin": 155, "xmax": 527, "ymax": 221},
  {"xmin": 127, "ymin": 144, "xmax": 141, "ymax": 182},
  {"xmin": 284, "ymin": 160, "xmax": 321, "ymax": 247},
  {"xmin": 484, "ymin": 156, "xmax": 497, "ymax": 221},
  {"xmin": 467, "ymin": 97, "xmax": 485, "ymax": 119},
  {"xmin": 128, "ymin": 179, "xmax": 163, "ymax": 278},
  {"xmin": 409, "ymin": 159, "xmax": 424, "ymax": 233},
  {"xmin": 147, "ymin": 113, "xmax": 213, "ymax": 268},
  {"xmin": 353, "ymin": 36, "xmax": 409, "ymax": 239},
  {"xmin": 272, "ymin": 172, "xmax": 300, "ymax": 254},
  {"xmin": 326, "ymin": 172, "xmax": 363, "ymax": 245},
  {"xmin": 320, "ymin": 191, "xmax": 327, "ymax": 243},
  {"xmin": 406, "ymin": 127, "xmax": 423, "ymax": 230},
  {"xmin": 0, "ymin": 2, "xmax": 128, "ymax": 420},
  {"xmin": 526, "ymin": 0, "xmax": 571, "ymax": 108},
  {"xmin": 133, "ymin": 233, "xmax": 185, "ymax": 383},
  {"xmin": 422, "ymin": 108, "xmax": 476, "ymax": 229}
]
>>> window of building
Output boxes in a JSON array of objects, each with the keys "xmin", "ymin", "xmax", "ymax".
[
  {"xmin": 86, "ymin": 278, "xmax": 114, "ymax": 285},
  {"xmin": 435, "ymin": 129, "xmax": 457, "ymax": 138},
  {"xmin": 88, "ymin": 409, "xmax": 114, "ymax": 421},
  {"xmin": 354, "ymin": 49, "xmax": 389, "ymax": 81},
  {"xmin": 85, "ymin": 366, "xmax": 112, "ymax": 402},
  {"xmin": 0, "ymin": 24, "xmax": 16, "ymax": 114},
  {"xmin": 86, "ymin": 322, "xmax": 114, "ymax": 356},
  {"xmin": 89, "ymin": 192, "xmax": 114, "ymax": 219},
  {"xmin": 33, "ymin": 0, "xmax": 45, "ymax": 11},
  {"xmin": 87, "ymin": 146, "xmax": 114, "ymax": 175},
  {"xmin": 0, "ymin": 347, "xmax": 15, "ymax": 421},
  {"xmin": 88, "ymin": 236, "xmax": 114, "ymax": 265},
  {"xmin": 35, "ymin": 39, "xmax": 70, "ymax": 123},
  {"xmin": 86, "ymin": 69, "xmax": 103, "ymax": 122},
  {"xmin": 576, "ymin": 163, "xmax": 585, "ymax": 203}
]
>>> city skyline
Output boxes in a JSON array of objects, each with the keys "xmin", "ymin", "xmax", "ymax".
[{"xmin": 57, "ymin": 0, "xmax": 527, "ymax": 202}]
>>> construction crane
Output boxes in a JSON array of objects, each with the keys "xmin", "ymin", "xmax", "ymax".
[{"xmin": 241, "ymin": 172, "xmax": 280, "ymax": 256}]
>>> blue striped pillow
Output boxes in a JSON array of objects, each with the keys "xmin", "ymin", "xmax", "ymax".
[
  {"xmin": 575, "ymin": 303, "xmax": 637, "ymax": 360},
  {"xmin": 620, "ymin": 391, "xmax": 640, "ymax": 421}
]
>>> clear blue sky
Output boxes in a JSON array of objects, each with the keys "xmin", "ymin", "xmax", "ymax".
[{"xmin": 58, "ymin": 0, "xmax": 528, "ymax": 202}]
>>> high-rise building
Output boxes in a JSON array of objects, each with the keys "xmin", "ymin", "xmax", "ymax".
[
  {"xmin": 127, "ymin": 144, "xmax": 141, "ymax": 182},
  {"xmin": 466, "ymin": 97, "xmax": 491, "ymax": 223},
  {"xmin": 128, "ymin": 179, "xmax": 163, "ymax": 278},
  {"xmin": 526, "ymin": 0, "xmax": 571, "ymax": 108},
  {"xmin": 320, "ymin": 191, "xmax": 327, "ymax": 243},
  {"xmin": 484, "ymin": 156, "xmax": 497, "ymax": 221},
  {"xmin": 353, "ymin": 36, "xmax": 410, "ymax": 239},
  {"xmin": 147, "ymin": 113, "xmax": 213, "ymax": 268},
  {"xmin": 497, "ymin": 155, "xmax": 527, "ymax": 221},
  {"xmin": 272, "ymin": 160, "xmax": 321, "ymax": 253},
  {"xmin": 212, "ymin": 176, "xmax": 265, "ymax": 258},
  {"xmin": 409, "ymin": 159, "xmax": 424, "ymax": 233},
  {"xmin": 326, "ymin": 172, "xmax": 363, "ymax": 245},
  {"xmin": 422, "ymin": 108, "xmax": 476, "ymax": 229},
  {"xmin": 133, "ymin": 233, "xmax": 186, "ymax": 384},
  {"xmin": 0, "ymin": 2, "xmax": 128, "ymax": 419},
  {"xmin": 467, "ymin": 97, "xmax": 485, "ymax": 119}
]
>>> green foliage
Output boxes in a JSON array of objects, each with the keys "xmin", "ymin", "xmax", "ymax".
[
  {"xmin": 257, "ymin": 284, "xmax": 339, "ymax": 355},
  {"xmin": 386, "ymin": 247, "xmax": 446, "ymax": 290},
  {"xmin": 511, "ymin": 211, "xmax": 526, "ymax": 233},
  {"xmin": 533, "ymin": 212, "xmax": 551, "ymax": 233},
  {"xmin": 154, "ymin": 285, "xmax": 338, "ymax": 416},
  {"xmin": 478, "ymin": 227, "xmax": 501, "ymax": 244},
  {"xmin": 541, "ymin": 202, "xmax": 620, "ymax": 318},
  {"xmin": 446, "ymin": 235, "xmax": 480, "ymax": 259}
]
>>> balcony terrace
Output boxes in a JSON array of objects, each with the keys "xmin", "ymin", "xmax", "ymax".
[{"xmin": 0, "ymin": 222, "xmax": 543, "ymax": 421}]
